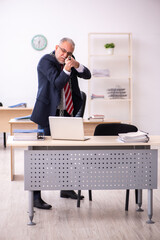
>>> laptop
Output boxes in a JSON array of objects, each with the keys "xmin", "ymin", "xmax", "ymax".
[{"xmin": 49, "ymin": 116, "xmax": 89, "ymax": 141}]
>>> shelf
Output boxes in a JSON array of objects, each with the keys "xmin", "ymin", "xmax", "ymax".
[{"xmin": 88, "ymin": 32, "xmax": 132, "ymax": 124}]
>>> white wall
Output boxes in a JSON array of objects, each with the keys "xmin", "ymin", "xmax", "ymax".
[{"xmin": 0, "ymin": 0, "xmax": 160, "ymax": 134}]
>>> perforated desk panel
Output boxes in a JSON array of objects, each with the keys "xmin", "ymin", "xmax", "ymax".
[{"xmin": 24, "ymin": 149, "xmax": 157, "ymax": 191}]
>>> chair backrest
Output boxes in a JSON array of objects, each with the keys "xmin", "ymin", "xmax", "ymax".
[
  {"xmin": 94, "ymin": 123, "xmax": 138, "ymax": 136},
  {"xmin": 0, "ymin": 102, "xmax": 3, "ymax": 107},
  {"xmin": 75, "ymin": 91, "xmax": 87, "ymax": 118}
]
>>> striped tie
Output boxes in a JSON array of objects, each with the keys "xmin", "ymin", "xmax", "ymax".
[{"xmin": 64, "ymin": 81, "xmax": 74, "ymax": 115}]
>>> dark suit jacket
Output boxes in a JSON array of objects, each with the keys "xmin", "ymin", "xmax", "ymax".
[{"xmin": 31, "ymin": 52, "xmax": 91, "ymax": 127}]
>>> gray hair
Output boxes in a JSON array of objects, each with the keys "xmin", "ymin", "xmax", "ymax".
[{"xmin": 59, "ymin": 38, "xmax": 75, "ymax": 48}]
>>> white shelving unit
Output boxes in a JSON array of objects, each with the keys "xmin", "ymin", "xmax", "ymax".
[{"xmin": 88, "ymin": 33, "xmax": 132, "ymax": 123}]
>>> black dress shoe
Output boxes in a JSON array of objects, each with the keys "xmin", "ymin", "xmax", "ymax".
[
  {"xmin": 34, "ymin": 198, "xmax": 52, "ymax": 210},
  {"xmin": 60, "ymin": 190, "xmax": 84, "ymax": 200}
]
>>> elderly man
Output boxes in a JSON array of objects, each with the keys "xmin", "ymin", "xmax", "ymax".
[{"xmin": 31, "ymin": 37, "xmax": 91, "ymax": 209}]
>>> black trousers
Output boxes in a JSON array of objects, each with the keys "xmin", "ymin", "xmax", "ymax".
[{"xmin": 34, "ymin": 110, "xmax": 71, "ymax": 200}]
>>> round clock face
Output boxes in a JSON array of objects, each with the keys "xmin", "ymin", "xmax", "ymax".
[{"xmin": 31, "ymin": 34, "xmax": 47, "ymax": 50}]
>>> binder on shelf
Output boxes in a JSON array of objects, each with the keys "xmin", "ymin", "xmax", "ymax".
[
  {"xmin": 13, "ymin": 129, "xmax": 44, "ymax": 141},
  {"xmin": 8, "ymin": 103, "xmax": 27, "ymax": 108}
]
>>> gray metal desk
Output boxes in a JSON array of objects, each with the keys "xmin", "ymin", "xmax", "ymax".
[{"xmin": 7, "ymin": 136, "xmax": 159, "ymax": 225}]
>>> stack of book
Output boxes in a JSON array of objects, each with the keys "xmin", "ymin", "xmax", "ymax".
[
  {"xmin": 91, "ymin": 94, "xmax": 105, "ymax": 100},
  {"xmin": 88, "ymin": 114, "xmax": 105, "ymax": 121},
  {"xmin": 13, "ymin": 129, "xmax": 44, "ymax": 141},
  {"xmin": 118, "ymin": 131, "xmax": 149, "ymax": 143}
]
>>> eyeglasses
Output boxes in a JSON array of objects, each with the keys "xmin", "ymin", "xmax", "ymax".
[{"xmin": 58, "ymin": 46, "xmax": 72, "ymax": 57}]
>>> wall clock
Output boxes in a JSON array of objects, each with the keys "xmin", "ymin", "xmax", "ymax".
[{"xmin": 31, "ymin": 34, "xmax": 47, "ymax": 50}]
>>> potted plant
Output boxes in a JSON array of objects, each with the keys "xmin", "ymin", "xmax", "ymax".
[{"xmin": 104, "ymin": 43, "xmax": 115, "ymax": 55}]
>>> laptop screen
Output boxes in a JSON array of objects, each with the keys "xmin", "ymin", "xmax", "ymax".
[{"xmin": 49, "ymin": 116, "xmax": 85, "ymax": 140}]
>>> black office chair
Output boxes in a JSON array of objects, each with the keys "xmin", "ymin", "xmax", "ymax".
[
  {"xmin": 94, "ymin": 123, "xmax": 138, "ymax": 211},
  {"xmin": 0, "ymin": 102, "xmax": 6, "ymax": 148},
  {"xmin": 75, "ymin": 91, "xmax": 86, "ymax": 118}
]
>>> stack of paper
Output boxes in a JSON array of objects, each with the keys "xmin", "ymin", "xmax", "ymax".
[
  {"xmin": 107, "ymin": 87, "xmax": 127, "ymax": 99},
  {"xmin": 92, "ymin": 69, "xmax": 110, "ymax": 77},
  {"xmin": 118, "ymin": 131, "xmax": 149, "ymax": 143},
  {"xmin": 13, "ymin": 129, "xmax": 44, "ymax": 141}
]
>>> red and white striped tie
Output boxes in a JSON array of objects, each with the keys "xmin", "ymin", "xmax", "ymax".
[{"xmin": 64, "ymin": 81, "xmax": 74, "ymax": 115}]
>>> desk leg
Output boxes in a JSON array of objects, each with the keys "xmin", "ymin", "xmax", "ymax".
[
  {"xmin": 136, "ymin": 189, "xmax": 144, "ymax": 212},
  {"xmin": 3, "ymin": 132, "xmax": 6, "ymax": 148},
  {"xmin": 77, "ymin": 190, "xmax": 81, "ymax": 208},
  {"xmin": 27, "ymin": 191, "xmax": 36, "ymax": 226},
  {"xmin": 146, "ymin": 189, "xmax": 154, "ymax": 224},
  {"xmin": 11, "ymin": 146, "xmax": 14, "ymax": 181}
]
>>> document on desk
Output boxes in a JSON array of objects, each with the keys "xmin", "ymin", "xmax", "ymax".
[
  {"xmin": 118, "ymin": 130, "xmax": 149, "ymax": 143},
  {"xmin": 13, "ymin": 129, "xmax": 44, "ymax": 141}
]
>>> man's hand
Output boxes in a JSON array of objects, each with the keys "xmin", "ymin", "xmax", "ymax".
[{"xmin": 64, "ymin": 56, "xmax": 80, "ymax": 72}]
